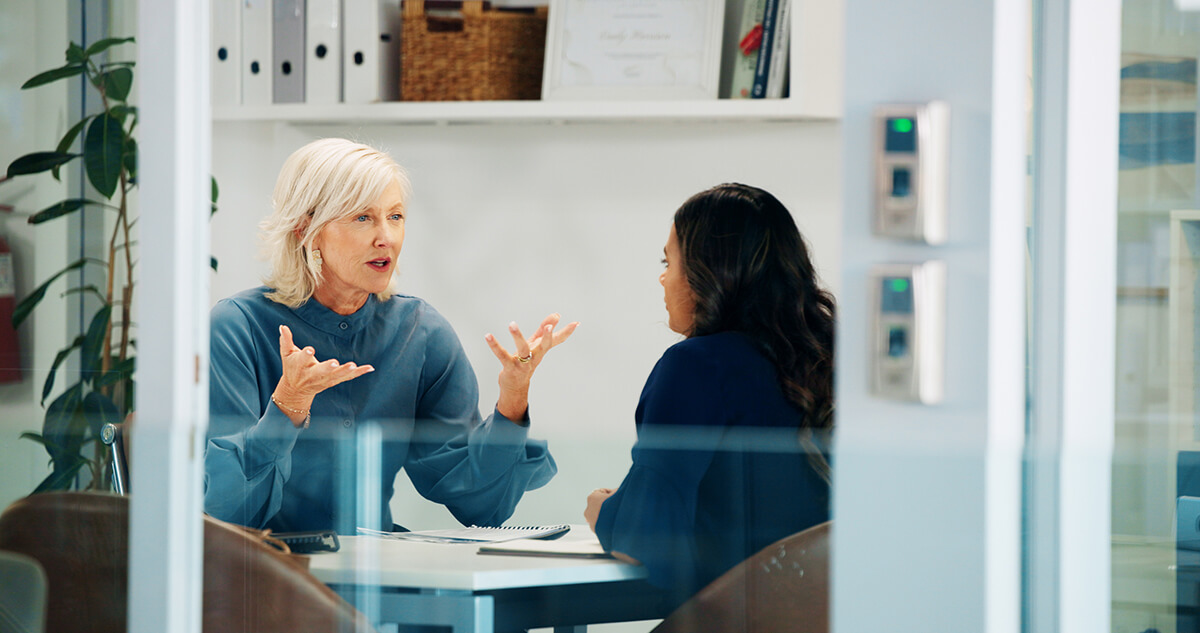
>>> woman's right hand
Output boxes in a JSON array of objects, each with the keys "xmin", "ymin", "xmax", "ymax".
[{"xmin": 272, "ymin": 324, "xmax": 374, "ymax": 426}]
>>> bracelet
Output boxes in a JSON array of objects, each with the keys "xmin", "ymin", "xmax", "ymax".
[{"xmin": 271, "ymin": 395, "xmax": 311, "ymax": 429}]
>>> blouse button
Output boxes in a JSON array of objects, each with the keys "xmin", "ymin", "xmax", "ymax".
[
  {"xmin": 339, "ymin": 322, "xmax": 349, "ymax": 330},
  {"xmin": 342, "ymin": 419, "xmax": 353, "ymax": 428}
]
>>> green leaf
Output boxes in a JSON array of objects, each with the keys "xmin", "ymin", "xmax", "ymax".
[
  {"xmin": 211, "ymin": 256, "xmax": 219, "ymax": 272},
  {"xmin": 11, "ymin": 258, "xmax": 89, "ymax": 328},
  {"xmin": 42, "ymin": 335, "xmax": 85, "ymax": 405},
  {"xmin": 211, "ymin": 176, "xmax": 219, "ymax": 204},
  {"xmin": 66, "ymin": 43, "xmax": 86, "ymax": 64},
  {"xmin": 82, "ymin": 391, "xmax": 121, "ymax": 438},
  {"xmin": 110, "ymin": 105, "xmax": 137, "ymax": 123},
  {"xmin": 32, "ymin": 456, "xmax": 89, "ymax": 493},
  {"xmin": 81, "ymin": 305, "xmax": 113, "ymax": 376},
  {"xmin": 83, "ymin": 113, "xmax": 124, "ymax": 198},
  {"xmin": 22, "ymin": 64, "xmax": 84, "ymax": 90},
  {"xmin": 100, "ymin": 61, "xmax": 136, "ymax": 70},
  {"xmin": 28, "ymin": 198, "xmax": 107, "ymax": 225},
  {"xmin": 100, "ymin": 67, "xmax": 133, "ymax": 102},
  {"xmin": 85, "ymin": 36, "xmax": 134, "ymax": 57},
  {"xmin": 95, "ymin": 356, "xmax": 135, "ymax": 389},
  {"xmin": 122, "ymin": 136, "xmax": 137, "ymax": 184},
  {"xmin": 63, "ymin": 285, "xmax": 106, "ymax": 304},
  {"xmin": 56, "ymin": 116, "xmax": 92, "ymax": 153},
  {"xmin": 8, "ymin": 152, "xmax": 78, "ymax": 178},
  {"xmin": 52, "ymin": 117, "xmax": 94, "ymax": 178},
  {"xmin": 43, "ymin": 384, "xmax": 85, "ymax": 463}
]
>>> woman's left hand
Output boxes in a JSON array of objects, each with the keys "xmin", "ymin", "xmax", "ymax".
[
  {"xmin": 584, "ymin": 487, "xmax": 616, "ymax": 533},
  {"xmin": 484, "ymin": 312, "xmax": 578, "ymax": 422}
]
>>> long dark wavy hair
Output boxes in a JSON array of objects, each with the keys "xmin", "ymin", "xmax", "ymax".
[{"xmin": 674, "ymin": 183, "xmax": 836, "ymax": 431}]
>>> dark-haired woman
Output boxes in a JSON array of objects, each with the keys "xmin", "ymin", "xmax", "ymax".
[{"xmin": 583, "ymin": 183, "xmax": 835, "ymax": 608}]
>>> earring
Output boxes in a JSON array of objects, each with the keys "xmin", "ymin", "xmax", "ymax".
[{"xmin": 311, "ymin": 248, "xmax": 323, "ymax": 274}]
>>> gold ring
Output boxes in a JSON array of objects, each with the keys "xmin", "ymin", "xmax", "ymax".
[{"xmin": 518, "ymin": 353, "xmax": 532, "ymax": 363}]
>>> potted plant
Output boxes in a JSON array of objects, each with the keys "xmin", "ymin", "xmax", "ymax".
[{"xmin": 6, "ymin": 37, "xmax": 217, "ymax": 492}]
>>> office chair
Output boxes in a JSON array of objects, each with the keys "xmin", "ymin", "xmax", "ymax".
[
  {"xmin": 99, "ymin": 422, "xmax": 129, "ymax": 494},
  {"xmin": 0, "ymin": 492, "xmax": 376, "ymax": 633},
  {"xmin": 651, "ymin": 521, "xmax": 831, "ymax": 633},
  {"xmin": 0, "ymin": 549, "xmax": 47, "ymax": 633}
]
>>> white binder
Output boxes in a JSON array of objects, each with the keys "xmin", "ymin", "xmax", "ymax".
[
  {"xmin": 211, "ymin": 0, "xmax": 242, "ymax": 106},
  {"xmin": 343, "ymin": 0, "xmax": 401, "ymax": 104},
  {"xmin": 272, "ymin": 0, "xmax": 305, "ymax": 103},
  {"xmin": 306, "ymin": 0, "xmax": 342, "ymax": 104},
  {"xmin": 241, "ymin": 0, "xmax": 273, "ymax": 105}
]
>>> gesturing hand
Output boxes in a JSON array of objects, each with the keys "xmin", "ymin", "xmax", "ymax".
[
  {"xmin": 273, "ymin": 324, "xmax": 374, "ymax": 427},
  {"xmin": 484, "ymin": 313, "xmax": 579, "ymax": 422}
]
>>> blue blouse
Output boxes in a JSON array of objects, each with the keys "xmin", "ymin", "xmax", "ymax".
[
  {"xmin": 204, "ymin": 287, "xmax": 557, "ymax": 534},
  {"xmin": 594, "ymin": 331, "xmax": 831, "ymax": 605}
]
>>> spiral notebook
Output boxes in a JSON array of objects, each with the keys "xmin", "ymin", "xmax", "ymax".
[{"xmin": 356, "ymin": 524, "xmax": 570, "ymax": 544}]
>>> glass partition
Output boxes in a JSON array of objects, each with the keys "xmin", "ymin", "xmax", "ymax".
[{"xmin": 1112, "ymin": 1, "xmax": 1200, "ymax": 632}]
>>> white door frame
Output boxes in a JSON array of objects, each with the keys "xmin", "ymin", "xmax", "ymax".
[
  {"xmin": 128, "ymin": 1, "xmax": 212, "ymax": 632},
  {"xmin": 835, "ymin": 0, "xmax": 1119, "ymax": 632},
  {"xmin": 1025, "ymin": 1, "xmax": 1121, "ymax": 632}
]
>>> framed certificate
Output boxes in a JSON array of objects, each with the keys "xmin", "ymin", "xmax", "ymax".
[{"xmin": 541, "ymin": 0, "xmax": 726, "ymax": 100}]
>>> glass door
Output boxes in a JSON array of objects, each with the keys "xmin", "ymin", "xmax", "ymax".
[{"xmin": 1111, "ymin": 2, "xmax": 1200, "ymax": 632}]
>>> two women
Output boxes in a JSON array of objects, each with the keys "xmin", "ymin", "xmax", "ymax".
[
  {"xmin": 205, "ymin": 138, "xmax": 576, "ymax": 534},
  {"xmin": 205, "ymin": 138, "xmax": 834, "ymax": 610},
  {"xmin": 585, "ymin": 183, "xmax": 836, "ymax": 607}
]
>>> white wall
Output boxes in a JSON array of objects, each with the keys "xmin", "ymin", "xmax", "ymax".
[
  {"xmin": 0, "ymin": 0, "xmax": 69, "ymax": 509},
  {"xmin": 211, "ymin": 120, "xmax": 842, "ymax": 529},
  {"xmin": 835, "ymin": 0, "xmax": 1027, "ymax": 632}
]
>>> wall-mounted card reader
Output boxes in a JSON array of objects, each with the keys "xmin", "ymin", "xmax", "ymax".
[
  {"xmin": 870, "ymin": 261, "xmax": 946, "ymax": 404},
  {"xmin": 873, "ymin": 102, "xmax": 949, "ymax": 244}
]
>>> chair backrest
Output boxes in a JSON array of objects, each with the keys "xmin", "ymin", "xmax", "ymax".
[
  {"xmin": 0, "ymin": 549, "xmax": 48, "ymax": 633},
  {"xmin": 99, "ymin": 423, "xmax": 129, "ymax": 494},
  {"xmin": 651, "ymin": 521, "xmax": 831, "ymax": 633},
  {"xmin": 0, "ymin": 492, "xmax": 375, "ymax": 633}
]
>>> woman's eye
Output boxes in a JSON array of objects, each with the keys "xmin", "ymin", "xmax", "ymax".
[
  {"xmin": 661, "ymin": 258, "xmax": 669, "ymax": 267},
  {"xmin": 390, "ymin": 213, "xmax": 404, "ymax": 221},
  {"xmin": 354, "ymin": 215, "xmax": 369, "ymax": 222}
]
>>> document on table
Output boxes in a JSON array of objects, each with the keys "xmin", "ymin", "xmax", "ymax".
[
  {"xmin": 357, "ymin": 524, "xmax": 570, "ymax": 544},
  {"xmin": 478, "ymin": 537, "xmax": 615, "ymax": 559}
]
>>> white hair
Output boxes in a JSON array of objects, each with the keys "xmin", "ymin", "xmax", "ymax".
[{"xmin": 260, "ymin": 138, "xmax": 412, "ymax": 307}]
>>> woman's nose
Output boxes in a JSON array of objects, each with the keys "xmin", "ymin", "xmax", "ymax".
[{"xmin": 375, "ymin": 225, "xmax": 397, "ymax": 246}]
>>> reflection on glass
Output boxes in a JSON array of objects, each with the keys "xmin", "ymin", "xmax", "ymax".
[{"xmin": 1113, "ymin": 2, "xmax": 1200, "ymax": 632}]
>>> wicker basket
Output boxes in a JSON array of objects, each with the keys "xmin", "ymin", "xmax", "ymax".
[{"xmin": 401, "ymin": 1, "xmax": 548, "ymax": 101}]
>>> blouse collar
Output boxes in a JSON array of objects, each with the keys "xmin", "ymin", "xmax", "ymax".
[{"xmin": 293, "ymin": 293, "xmax": 381, "ymax": 337}]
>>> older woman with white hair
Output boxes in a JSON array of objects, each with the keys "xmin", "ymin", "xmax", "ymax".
[{"xmin": 205, "ymin": 138, "xmax": 576, "ymax": 534}]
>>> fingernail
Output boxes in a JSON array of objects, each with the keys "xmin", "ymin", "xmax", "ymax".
[
  {"xmin": 278, "ymin": 325, "xmax": 284, "ymax": 334},
  {"xmin": 331, "ymin": 360, "xmax": 339, "ymax": 367},
  {"xmin": 366, "ymin": 367, "xmax": 375, "ymax": 372},
  {"xmin": 346, "ymin": 362, "xmax": 356, "ymax": 370},
  {"xmin": 509, "ymin": 321, "xmax": 518, "ymax": 331},
  {"xmin": 485, "ymin": 334, "xmax": 494, "ymax": 342}
]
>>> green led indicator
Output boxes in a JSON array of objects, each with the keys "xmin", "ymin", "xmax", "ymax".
[
  {"xmin": 890, "ymin": 278, "xmax": 910, "ymax": 293},
  {"xmin": 892, "ymin": 118, "xmax": 914, "ymax": 133}
]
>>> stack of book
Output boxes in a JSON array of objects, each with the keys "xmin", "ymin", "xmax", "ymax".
[{"xmin": 730, "ymin": 0, "xmax": 792, "ymax": 99}]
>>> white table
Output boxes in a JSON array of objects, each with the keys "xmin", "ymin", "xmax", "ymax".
[{"xmin": 306, "ymin": 525, "xmax": 666, "ymax": 633}]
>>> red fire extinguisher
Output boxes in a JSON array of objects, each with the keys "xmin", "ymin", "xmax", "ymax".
[{"xmin": 0, "ymin": 234, "xmax": 22, "ymax": 383}]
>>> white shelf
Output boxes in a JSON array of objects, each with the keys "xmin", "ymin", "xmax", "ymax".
[{"xmin": 213, "ymin": 98, "xmax": 838, "ymax": 125}]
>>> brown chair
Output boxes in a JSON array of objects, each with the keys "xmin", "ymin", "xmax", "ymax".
[
  {"xmin": 0, "ymin": 492, "xmax": 375, "ymax": 633},
  {"xmin": 651, "ymin": 521, "xmax": 831, "ymax": 633}
]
